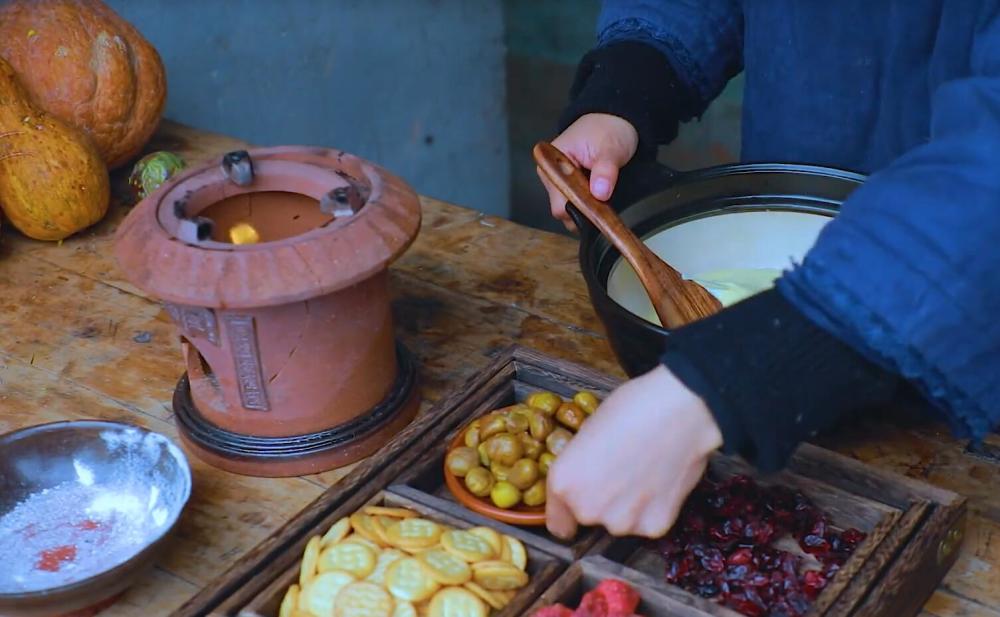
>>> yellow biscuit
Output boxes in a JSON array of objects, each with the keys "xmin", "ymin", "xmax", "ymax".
[
  {"xmin": 468, "ymin": 527, "xmax": 504, "ymax": 556},
  {"xmin": 342, "ymin": 534, "xmax": 382, "ymax": 553},
  {"xmin": 367, "ymin": 548, "xmax": 405, "ymax": 585},
  {"xmin": 499, "ymin": 537, "xmax": 512, "ymax": 563},
  {"xmin": 333, "ymin": 581, "xmax": 394, "ymax": 617},
  {"xmin": 364, "ymin": 505, "xmax": 419, "ymax": 519},
  {"xmin": 350, "ymin": 513, "xmax": 388, "ymax": 547},
  {"xmin": 279, "ymin": 583, "xmax": 299, "ymax": 617},
  {"xmin": 471, "ymin": 560, "xmax": 529, "ymax": 591},
  {"xmin": 322, "ymin": 517, "xmax": 352, "ymax": 547},
  {"xmin": 463, "ymin": 581, "xmax": 505, "ymax": 610},
  {"xmin": 385, "ymin": 557, "xmax": 441, "ymax": 603},
  {"xmin": 300, "ymin": 570, "xmax": 355, "ymax": 617},
  {"xmin": 502, "ymin": 535, "xmax": 527, "ymax": 571},
  {"xmin": 370, "ymin": 515, "xmax": 395, "ymax": 546},
  {"xmin": 427, "ymin": 587, "xmax": 488, "ymax": 617},
  {"xmin": 416, "ymin": 549, "xmax": 472, "ymax": 585},
  {"xmin": 384, "ymin": 518, "xmax": 444, "ymax": 551},
  {"xmin": 392, "ymin": 600, "xmax": 418, "ymax": 617},
  {"xmin": 318, "ymin": 542, "xmax": 377, "ymax": 579},
  {"xmin": 300, "ymin": 535, "xmax": 322, "ymax": 587},
  {"xmin": 439, "ymin": 530, "xmax": 495, "ymax": 563}
]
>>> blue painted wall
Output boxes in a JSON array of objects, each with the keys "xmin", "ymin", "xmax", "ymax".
[{"xmin": 107, "ymin": 0, "xmax": 511, "ymax": 217}]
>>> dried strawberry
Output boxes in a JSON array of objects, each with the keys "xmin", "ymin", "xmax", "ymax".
[
  {"xmin": 574, "ymin": 589, "xmax": 609, "ymax": 617},
  {"xmin": 593, "ymin": 579, "xmax": 640, "ymax": 614},
  {"xmin": 533, "ymin": 606, "xmax": 574, "ymax": 617}
]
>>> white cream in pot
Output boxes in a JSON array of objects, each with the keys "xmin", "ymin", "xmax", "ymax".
[{"xmin": 607, "ymin": 210, "xmax": 832, "ymax": 326}]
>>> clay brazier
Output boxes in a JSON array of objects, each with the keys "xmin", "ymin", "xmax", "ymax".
[{"xmin": 114, "ymin": 147, "xmax": 421, "ymax": 477}]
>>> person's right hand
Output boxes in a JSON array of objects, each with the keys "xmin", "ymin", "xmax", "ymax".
[{"xmin": 537, "ymin": 113, "xmax": 638, "ymax": 230}]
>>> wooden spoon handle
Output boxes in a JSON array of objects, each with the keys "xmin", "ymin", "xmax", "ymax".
[{"xmin": 533, "ymin": 141, "xmax": 690, "ymax": 328}]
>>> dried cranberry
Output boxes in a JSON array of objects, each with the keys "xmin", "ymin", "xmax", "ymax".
[
  {"xmin": 749, "ymin": 572, "xmax": 771, "ymax": 588},
  {"xmin": 841, "ymin": 527, "xmax": 866, "ymax": 546},
  {"xmin": 802, "ymin": 569, "xmax": 827, "ymax": 598},
  {"xmin": 684, "ymin": 513, "xmax": 706, "ymax": 533},
  {"xmin": 725, "ymin": 593, "xmax": 766, "ymax": 617},
  {"xmin": 728, "ymin": 547, "xmax": 753, "ymax": 566},
  {"xmin": 809, "ymin": 518, "xmax": 828, "ymax": 537},
  {"xmin": 725, "ymin": 517, "xmax": 746, "ymax": 536},
  {"xmin": 741, "ymin": 521, "xmax": 774, "ymax": 545},
  {"xmin": 787, "ymin": 591, "xmax": 811, "ymax": 614},
  {"xmin": 801, "ymin": 534, "xmax": 832, "ymax": 555},
  {"xmin": 709, "ymin": 524, "xmax": 731, "ymax": 543},
  {"xmin": 700, "ymin": 548, "xmax": 726, "ymax": 573}
]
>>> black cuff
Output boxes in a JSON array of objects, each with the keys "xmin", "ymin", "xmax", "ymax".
[
  {"xmin": 558, "ymin": 41, "xmax": 696, "ymax": 159},
  {"xmin": 660, "ymin": 288, "xmax": 900, "ymax": 472}
]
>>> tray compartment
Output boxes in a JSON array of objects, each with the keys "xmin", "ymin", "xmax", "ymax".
[
  {"xmin": 389, "ymin": 359, "xmax": 618, "ymax": 560},
  {"xmin": 590, "ymin": 447, "xmax": 963, "ymax": 617},
  {"xmin": 238, "ymin": 490, "xmax": 563, "ymax": 617},
  {"xmin": 526, "ymin": 555, "xmax": 746, "ymax": 617}
]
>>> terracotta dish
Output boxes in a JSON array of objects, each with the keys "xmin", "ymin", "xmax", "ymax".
[{"xmin": 443, "ymin": 420, "xmax": 547, "ymax": 527}]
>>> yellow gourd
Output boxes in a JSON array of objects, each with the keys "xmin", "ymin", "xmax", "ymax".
[{"xmin": 0, "ymin": 56, "xmax": 109, "ymax": 241}]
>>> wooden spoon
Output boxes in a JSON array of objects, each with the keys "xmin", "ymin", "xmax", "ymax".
[{"xmin": 533, "ymin": 141, "xmax": 722, "ymax": 328}]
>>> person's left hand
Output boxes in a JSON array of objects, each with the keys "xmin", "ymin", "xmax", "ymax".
[{"xmin": 546, "ymin": 365, "xmax": 723, "ymax": 539}]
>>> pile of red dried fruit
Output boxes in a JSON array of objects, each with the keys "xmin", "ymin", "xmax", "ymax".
[
  {"xmin": 656, "ymin": 474, "xmax": 867, "ymax": 617},
  {"xmin": 533, "ymin": 579, "xmax": 643, "ymax": 617}
]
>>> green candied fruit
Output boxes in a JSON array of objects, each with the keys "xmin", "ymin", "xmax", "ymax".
[{"xmin": 129, "ymin": 151, "xmax": 186, "ymax": 199}]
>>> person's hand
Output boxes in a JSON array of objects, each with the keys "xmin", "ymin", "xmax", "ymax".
[
  {"xmin": 537, "ymin": 113, "xmax": 638, "ymax": 230},
  {"xmin": 546, "ymin": 364, "xmax": 723, "ymax": 539}
]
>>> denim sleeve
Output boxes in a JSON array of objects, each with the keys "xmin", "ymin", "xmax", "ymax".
[
  {"xmin": 777, "ymin": 16, "xmax": 1000, "ymax": 440},
  {"xmin": 596, "ymin": 0, "xmax": 744, "ymax": 115}
]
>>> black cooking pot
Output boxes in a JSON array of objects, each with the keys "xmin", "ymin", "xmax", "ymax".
[{"xmin": 570, "ymin": 158, "xmax": 866, "ymax": 378}]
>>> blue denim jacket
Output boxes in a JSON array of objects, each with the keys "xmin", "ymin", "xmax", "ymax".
[{"xmin": 598, "ymin": 1, "xmax": 1000, "ymax": 438}]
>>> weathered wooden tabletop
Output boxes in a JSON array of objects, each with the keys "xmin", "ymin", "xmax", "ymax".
[{"xmin": 0, "ymin": 122, "xmax": 996, "ymax": 617}]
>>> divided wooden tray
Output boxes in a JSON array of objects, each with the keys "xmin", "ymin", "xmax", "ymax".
[{"xmin": 173, "ymin": 346, "xmax": 966, "ymax": 617}]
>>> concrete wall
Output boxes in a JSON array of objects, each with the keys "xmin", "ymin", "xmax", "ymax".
[{"xmin": 107, "ymin": 0, "xmax": 511, "ymax": 217}]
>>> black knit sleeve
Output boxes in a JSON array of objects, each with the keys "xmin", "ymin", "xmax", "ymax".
[
  {"xmin": 660, "ymin": 288, "xmax": 901, "ymax": 472},
  {"xmin": 558, "ymin": 41, "xmax": 698, "ymax": 158}
]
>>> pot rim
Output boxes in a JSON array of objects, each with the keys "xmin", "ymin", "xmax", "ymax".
[
  {"xmin": 113, "ymin": 146, "xmax": 422, "ymax": 309},
  {"xmin": 579, "ymin": 162, "xmax": 865, "ymax": 336}
]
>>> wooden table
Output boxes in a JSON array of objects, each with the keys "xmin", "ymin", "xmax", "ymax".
[{"xmin": 0, "ymin": 122, "xmax": 996, "ymax": 617}]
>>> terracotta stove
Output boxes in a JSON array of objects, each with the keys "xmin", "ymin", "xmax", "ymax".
[{"xmin": 114, "ymin": 147, "xmax": 421, "ymax": 477}]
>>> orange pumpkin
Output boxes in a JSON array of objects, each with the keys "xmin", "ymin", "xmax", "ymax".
[
  {"xmin": 0, "ymin": 0, "xmax": 167, "ymax": 169},
  {"xmin": 0, "ymin": 56, "xmax": 110, "ymax": 241}
]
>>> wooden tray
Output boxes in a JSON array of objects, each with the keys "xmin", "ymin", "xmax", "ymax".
[
  {"xmin": 173, "ymin": 346, "xmax": 966, "ymax": 617},
  {"xmin": 529, "ymin": 446, "xmax": 966, "ymax": 617}
]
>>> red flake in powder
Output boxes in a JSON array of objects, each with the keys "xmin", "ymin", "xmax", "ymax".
[
  {"xmin": 36, "ymin": 544, "xmax": 77, "ymax": 572},
  {"xmin": 74, "ymin": 519, "xmax": 102, "ymax": 531}
]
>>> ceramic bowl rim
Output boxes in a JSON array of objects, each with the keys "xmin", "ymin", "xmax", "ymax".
[{"xmin": 442, "ymin": 420, "xmax": 547, "ymax": 527}]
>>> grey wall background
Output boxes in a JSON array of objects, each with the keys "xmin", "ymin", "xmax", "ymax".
[
  {"xmin": 503, "ymin": 0, "xmax": 743, "ymax": 234},
  {"xmin": 107, "ymin": 0, "xmax": 743, "ymax": 230},
  {"xmin": 107, "ymin": 0, "xmax": 511, "ymax": 217}
]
